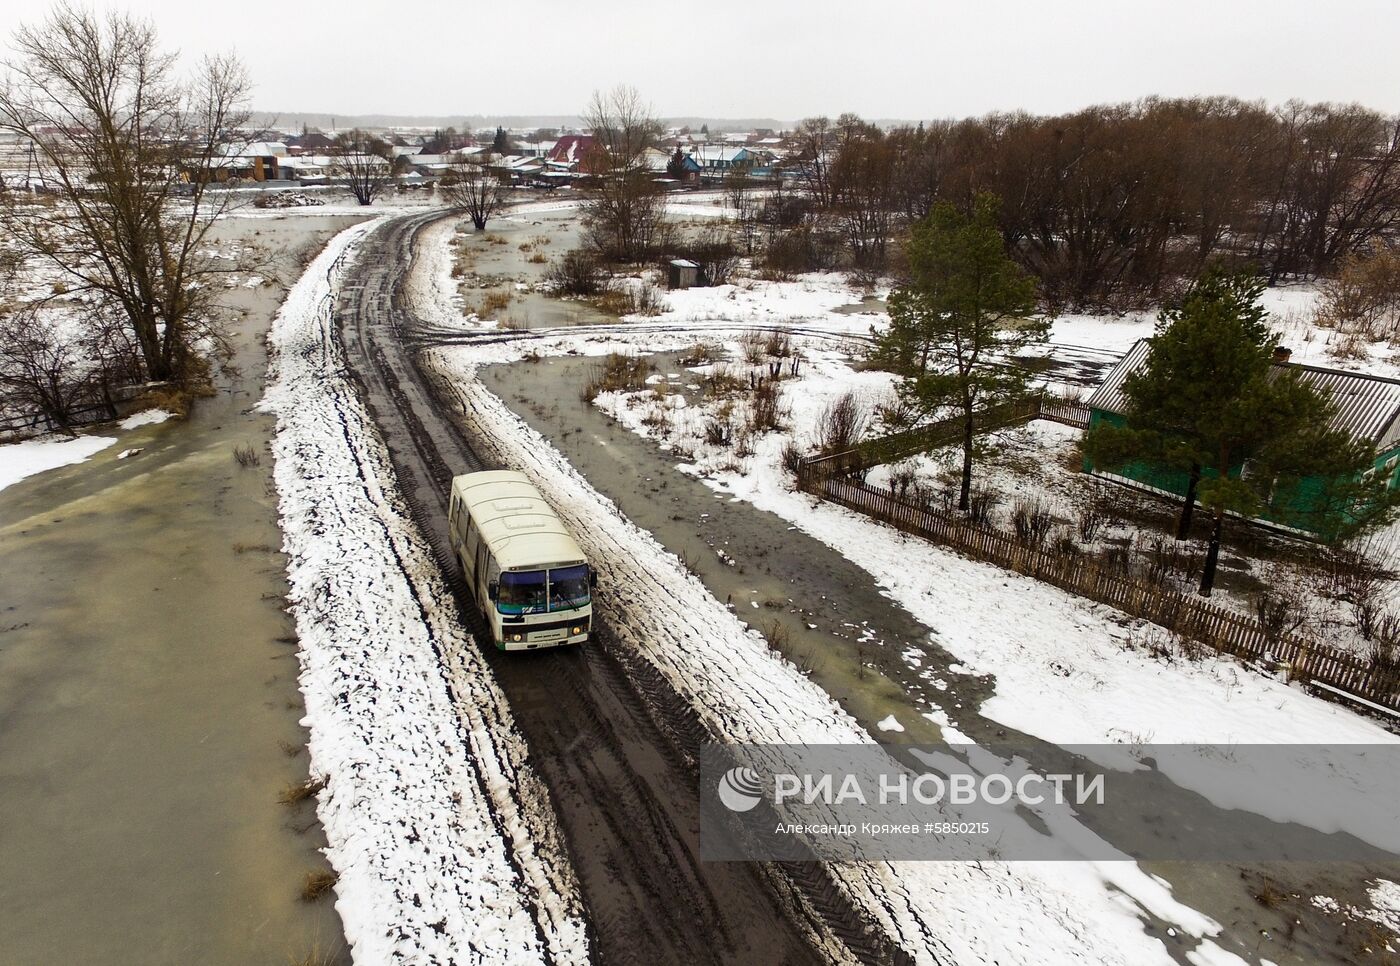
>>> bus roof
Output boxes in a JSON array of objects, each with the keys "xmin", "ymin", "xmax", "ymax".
[{"xmin": 451, "ymin": 470, "xmax": 587, "ymax": 572}]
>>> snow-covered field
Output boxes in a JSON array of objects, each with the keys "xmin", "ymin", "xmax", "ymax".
[{"xmin": 260, "ymin": 219, "xmax": 588, "ymax": 965}]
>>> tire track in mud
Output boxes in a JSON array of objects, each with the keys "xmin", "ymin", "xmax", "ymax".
[{"xmin": 337, "ymin": 211, "xmax": 904, "ymax": 966}]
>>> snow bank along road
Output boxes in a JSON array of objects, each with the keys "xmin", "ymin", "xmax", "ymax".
[
  {"xmin": 263, "ymin": 219, "xmax": 588, "ymax": 964},
  {"xmin": 334, "ymin": 210, "xmax": 880, "ymax": 965}
]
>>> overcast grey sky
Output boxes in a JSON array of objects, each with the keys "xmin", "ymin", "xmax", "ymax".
[{"xmin": 3, "ymin": 0, "xmax": 1397, "ymax": 122}]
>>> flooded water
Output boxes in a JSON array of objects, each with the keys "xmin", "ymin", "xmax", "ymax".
[
  {"xmin": 457, "ymin": 204, "xmax": 611, "ymax": 329},
  {"xmin": 0, "ymin": 214, "xmax": 365, "ymax": 965}
]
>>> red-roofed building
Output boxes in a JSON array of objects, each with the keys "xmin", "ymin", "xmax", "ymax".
[{"xmin": 546, "ymin": 135, "xmax": 600, "ymax": 171}]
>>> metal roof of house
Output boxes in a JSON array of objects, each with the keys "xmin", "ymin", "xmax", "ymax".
[{"xmin": 1086, "ymin": 338, "xmax": 1400, "ymax": 450}]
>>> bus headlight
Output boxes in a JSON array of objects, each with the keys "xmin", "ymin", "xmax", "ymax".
[
  {"xmin": 570, "ymin": 625, "xmax": 583, "ymax": 636},
  {"xmin": 510, "ymin": 633, "xmax": 524, "ymax": 643}
]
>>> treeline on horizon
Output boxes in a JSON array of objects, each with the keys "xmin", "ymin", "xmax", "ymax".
[{"xmin": 782, "ymin": 97, "xmax": 1400, "ymax": 310}]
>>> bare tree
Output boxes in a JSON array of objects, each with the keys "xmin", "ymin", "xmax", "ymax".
[
  {"xmin": 581, "ymin": 85, "xmax": 670, "ymax": 263},
  {"xmin": 330, "ymin": 128, "xmax": 394, "ymax": 206},
  {"xmin": 723, "ymin": 167, "xmax": 760, "ymax": 254},
  {"xmin": 0, "ymin": 303, "xmax": 139, "ymax": 428},
  {"xmin": 441, "ymin": 152, "xmax": 510, "ymax": 230},
  {"xmin": 792, "ymin": 116, "xmax": 835, "ymax": 209},
  {"xmin": 829, "ymin": 121, "xmax": 897, "ymax": 273},
  {"xmin": 0, "ymin": 4, "xmax": 251, "ymax": 386}
]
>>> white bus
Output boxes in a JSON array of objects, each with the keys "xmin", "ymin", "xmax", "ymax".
[{"xmin": 448, "ymin": 470, "xmax": 596, "ymax": 650}]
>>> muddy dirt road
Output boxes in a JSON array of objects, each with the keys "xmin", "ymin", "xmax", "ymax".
[{"xmin": 336, "ymin": 211, "xmax": 904, "ymax": 966}]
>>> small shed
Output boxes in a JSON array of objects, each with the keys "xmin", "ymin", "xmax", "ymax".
[{"xmin": 668, "ymin": 259, "xmax": 700, "ymax": 290}]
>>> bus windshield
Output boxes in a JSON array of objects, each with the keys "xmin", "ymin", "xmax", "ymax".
[
  {"xmin": 548, "ymin": 565, "xmax": 591, "ymax": 612},
  {"xmin": 498, "ymin": 570, "xmax": 547, "ymax": 614}
]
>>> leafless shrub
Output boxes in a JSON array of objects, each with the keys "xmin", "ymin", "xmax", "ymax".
[
  {"xmin": 886, "ymin": 462, "xmax": 917, "ymax": 501},
  {"xmin": 764, "ymin": 331, "xmax": 793, "ymax": 359},
  {"xmin": 1369, "ymin": 617, "xmax": 1400, "ymax": 672},
  {"xmin": 762, "ymin": 618, "xmax": 790, "ymax": 651},
  {"xmin": 1253, "ymin": 591, "xmax": 1307, "ymax": 646},
  {"xmin": 1011, "ymin": 497, "xmax": 1054, "ymax": 547},
  {"xmin": 739, "ymin": 329, "xmax": 767, "ymax": 365},
  {"xmin": 1314, "ymin": 245, "xmax": 1400, "ymax": 344},
  {"xmin": 816, "ymin": 390, "xmax": 868, "ymax": 454},
  {"xmin": 702, "ymin": 364, "xmax": 746, "ymax": 397},
  {"xmin": 1076, "ymin": 502, "xmax": 1108, "ymax": 543},
  {"xmin": 545, "ymin": 249, "xmax": 606, "ymax": 296},
  {"xmin": 747, "ymin": 378, "xmax": 784, "ymax": 434},
  {"xmin": 1099, "ymin": 543, "xmax": 1134, "ymax": 578},
  {"xmin": 780, "ymin": 440, "xmax": 803, "ymax": 477},
  {"xmin": 278, "ymin": 776, "xmax": 326, "ymax": 806},
  {"xmin": 966, "ymin": 486, "xmax": 998, "ymax": 526},
  {"xmin": 704, "ymin": 411, "xmax": 735, "ymax": 448},
  {"xmin": 623, "ymin": 279, "xmax": 666, "ymax": 316},
  {"xmin": 1050, "ymin": 532, "xmax": 1080, "ymax": 557},
  {"xmin": 233, "ymin": 442, "xmax": 260, "ymax": 467}
]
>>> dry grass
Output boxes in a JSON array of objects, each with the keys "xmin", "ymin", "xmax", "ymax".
[
  {"xmin": 678, "ymin": 340, "xmax": 723, "ymax": 366},
  {"xmin": 300, "ymin": 868, "xmax": 339, "ymax": 902},
  {"xmin": 285, "ymin": 939, "xmax": 341, "ymax": 966},
  {"xmin": 233, "ymin": 442, "xmax": 261, "ymax": 467},
  {"xmin": 582, "ymin": 352, "xmax": 653, "ymax": 400},
  {"xmin": 475, "ymin": 289, "xmax": 512, "ymax": 317},
  {"xmin": 233, "ymin": 542, "xmax": 275, "ymax": 554},
  {"xmin": 278, "ymin": 776, "xmax": 326, "ymax": 806}
]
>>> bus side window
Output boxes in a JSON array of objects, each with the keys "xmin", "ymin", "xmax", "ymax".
[{"xmin": 464, "ymin": 520, "xmax": 479, "ymax": 575}]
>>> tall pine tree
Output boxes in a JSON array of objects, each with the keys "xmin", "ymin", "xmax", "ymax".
[{"xmin": 873, "ymin": 195, "xmax": 1043, "ymax": 510}]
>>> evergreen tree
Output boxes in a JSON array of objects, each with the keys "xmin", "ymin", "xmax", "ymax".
[
  {"xmin": 1084, "ymin": 268, "xmax": 1398, "ymax": 595},
  {"xmin": 666, "ymin": 146, "xmax": 688, "ymax": 178},
  {"xmin": 873, "ymin": 195, "xmax": 1042, "ymax": 511},
  {"xmin": 492, "ymin": 125, "xmax": 511, "ymax": 154}
]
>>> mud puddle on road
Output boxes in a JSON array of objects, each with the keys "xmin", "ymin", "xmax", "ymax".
[
  {"xmin": 0, "ymin": 214, "xmax": 365, "ymax": 966},
  {"xmin": 479, "ymin": 350, "xmax": 1400, "ymax": 966}
]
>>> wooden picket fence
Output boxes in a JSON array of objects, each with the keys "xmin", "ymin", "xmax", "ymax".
[{"xmin": 797, "ymin": 433, "xmax": 1400, "ymax": 713}]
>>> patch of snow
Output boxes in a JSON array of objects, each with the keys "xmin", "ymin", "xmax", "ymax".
[
  {"xmin": 0, "ymin": 433, "xmax": 115, "ymax": 493},
  {"xmin": 876, "ymin": 714, "xmax": 904, "ymax": 733},
  {"xmin": 119, "ymin": 408, "xmax": 173, "ymax": 430}
]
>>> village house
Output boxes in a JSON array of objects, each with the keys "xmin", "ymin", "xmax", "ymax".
[{"xmin": 1083, "ymin": 340, "xmax": 1400, "ymax": 534}]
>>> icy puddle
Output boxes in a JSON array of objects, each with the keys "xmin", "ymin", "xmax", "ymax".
[
  {"xmin": 0, "ymin": 214, "xmax": 364, "ymax": 965},
  {"xmin": 479, "ymin": 349, "xmax": 1400, "ymax": 966}
]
